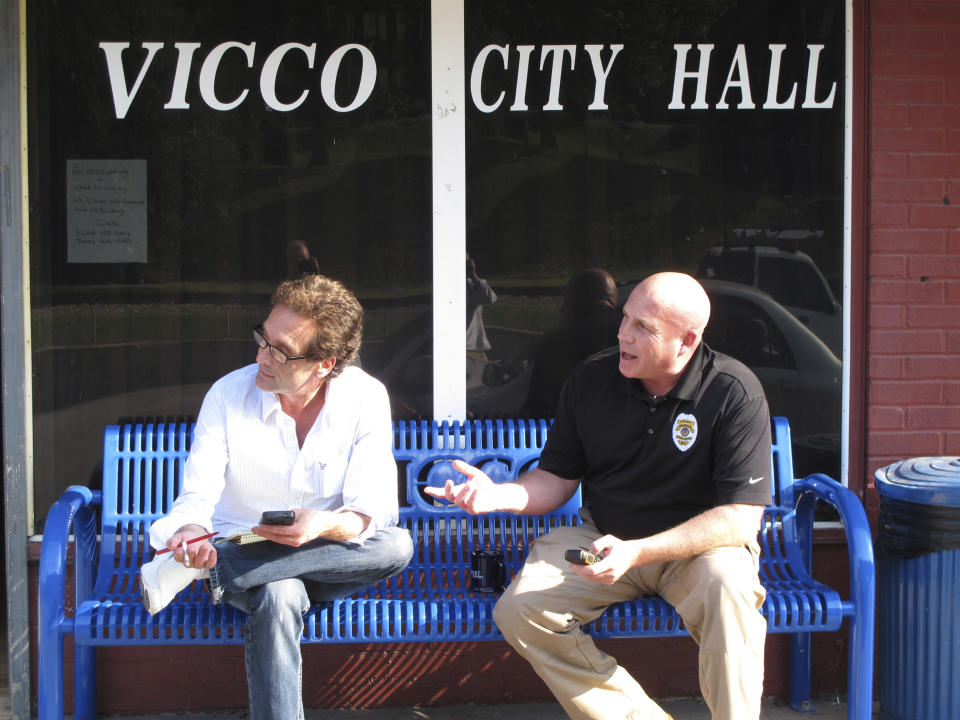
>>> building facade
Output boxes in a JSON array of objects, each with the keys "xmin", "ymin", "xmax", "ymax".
[{"xmin": 1, "ymin": 0, "xmax": 957, "ymax": 716}]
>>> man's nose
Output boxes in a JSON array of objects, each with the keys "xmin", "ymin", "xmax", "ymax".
[{"xmin": 256, "ymin": 344, "xmax": 273, "ymax": 363}]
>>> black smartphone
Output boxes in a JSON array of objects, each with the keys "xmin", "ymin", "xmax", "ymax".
[
  {"xmin": 260, "ymin": 510, "xmax": 295, "ymax": 526},
  {"xmin": 564, "ymin": 547, "xmax": 602, "ymax": 565}
]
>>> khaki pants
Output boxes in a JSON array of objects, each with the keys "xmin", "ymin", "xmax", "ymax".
[{"xmin": 493, "ymin": 513, "xmax": 767, "ymax": 720}]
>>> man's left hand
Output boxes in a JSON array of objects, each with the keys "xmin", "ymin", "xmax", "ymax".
[{"xmin": 568, "ymin": 534, "xmax": 639, "ymax": 585}]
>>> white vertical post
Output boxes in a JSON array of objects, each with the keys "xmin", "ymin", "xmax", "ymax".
[
  {"xmin": 840, "ymin": 0, "xmax": 852, "ymax": 487},
  {"xmin": 431, "ymin": 0, "xmax": 467, "ymax": 422}
]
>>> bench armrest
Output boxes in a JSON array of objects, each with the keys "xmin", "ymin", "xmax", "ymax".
[
  {"xmin": 792, "ymin": 473, "xmax": 875, "ymax": 605},
  {"xmin": 39, "ymin": 485, "xmax": 101, "ymax": 634}
]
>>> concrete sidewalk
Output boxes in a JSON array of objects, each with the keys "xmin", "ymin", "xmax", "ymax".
[{"xmin": 110, "ymin": 696, "xmax": 858, "ymax": 719}]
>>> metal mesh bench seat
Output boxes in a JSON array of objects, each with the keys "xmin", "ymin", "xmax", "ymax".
[{"xmin": 38, "ymin": 416, "xmax": 874, "ymax": 720}]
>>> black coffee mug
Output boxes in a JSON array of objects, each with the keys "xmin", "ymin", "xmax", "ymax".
[{"xmin": 470, "ymin": 549, "xmax": 506, "ymax": 593}]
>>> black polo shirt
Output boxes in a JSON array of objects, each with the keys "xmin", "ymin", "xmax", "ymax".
[{"xmin": 538, "ymin": 343, "xmax": 772, "ymax": 540}]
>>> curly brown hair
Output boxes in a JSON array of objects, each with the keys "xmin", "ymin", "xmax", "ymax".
[{"xmin": 271, "ymin": 274, "xmax": 363, "ymax": 378}]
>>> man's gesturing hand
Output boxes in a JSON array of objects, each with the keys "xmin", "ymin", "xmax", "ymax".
[{"xmin": 423, "ymin": 460, "xmax": 502, "ymax": 514}]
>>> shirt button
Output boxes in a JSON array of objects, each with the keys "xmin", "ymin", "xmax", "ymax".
[
  {"xmin": 649, "ymin": 406, "xmax": 656, "ymax": 413},
  {"xmin": 647, "ymin": 428, "xmax": 654, "ymax": 434}
]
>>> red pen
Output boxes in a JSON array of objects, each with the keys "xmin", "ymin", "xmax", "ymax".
[{"xmin": 156, "ymin": 531, "xmax": 218, "ymax": 554}]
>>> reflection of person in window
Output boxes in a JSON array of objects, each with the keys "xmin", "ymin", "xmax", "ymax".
[
  {"xmin": 285, "ymin": 239, "xmax": 320, "ymax": 280},
  {"xmin": 522, "ymin": 268, "xmax": 620, "ymax": 417},
  {"xmin": 466, "ymin": 252, "xmax": 497, "ymax": 360}
]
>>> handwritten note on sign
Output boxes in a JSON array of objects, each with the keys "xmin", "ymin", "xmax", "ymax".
[{"xmin": 67, "ymin": 159, "xmax": 147, "ymax": 263}]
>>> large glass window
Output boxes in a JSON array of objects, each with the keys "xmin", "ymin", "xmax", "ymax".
[
  {"xmin": 27, "ymin": 0, "xmax": 846, "ymax": 524},
  {"xmin": 461, "ymin": 0, "xmax": 845, "ymax": 480},
  {"xmin": 28, "ymin": 1, "xmax": 432, "ymax": 520}
]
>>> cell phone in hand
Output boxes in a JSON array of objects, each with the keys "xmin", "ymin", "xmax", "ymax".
[
  {"xmin": 565, "ymin": 547, "xmax": 602, "ymax": 565},
  {"xmin": 260, "ymin": 510, "xmax": 295, "ymax": 526}
]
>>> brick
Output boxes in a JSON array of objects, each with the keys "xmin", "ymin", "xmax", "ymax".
[
  {"xmin": 944, "ymin": 382, "xmax": 960, "ymax": 404},
  {"xmin": 870, "ymin": 278, "xmax": 945, "ymax": 303},
  {"xmin": 869, "ymin": 406, "xmax": 903, "ymax": 430},
  {"xmin": 869, "ymin": 204, "xmax": 908, "ymax": 228},
  {"xmin": 909, "ymin": 254, "xmax": 960, "ymax": 278},
  {"xmin": 905, "ymin": 355, "xmax": 960, "ymax": 379},
  {"xmin": 910, "ymin": 55, "xmax": 960, "ymax": 79},
  {"xmin": 869, "ymin": 254, "xmax": 907, "ymax": 277},
  {"xmin": 869, "ymin": 355, "xmax": 904, "ymax": 378},
  {"xmin": 949, "ymin": 179, "xmax": 960, "ymax": 201},
  {"xmin": 872, "ymin": 178, "xmax": 946, "ymax": 203},
  {"xmin": 872, "ymin": 54, "xmax": 913, "ymax": 79},
  {"xmin": 870, "ymin": 380, "xmax": 942, "ymax": 405},
  {"xmin": 869, "ymin": 229, "xmax": 946, "ymax": 254},
  {"xmin": 947, "ymin": 284, "xmax": 960, "ymax": 304},
  {"xmin": 908, "ymin": 204, "xmax": 960, "ymax": 229},
  {"xmin": 872, "ymin": 104, "xmax": 909, "ymax": 128},
  {"xmin": 869, "ymin": 304, "xmax": 905, "ymax": 328},
  {"xmin": 949, "ymin": 80, "xmax": 960, "ymax": 104},
  {"xmin": 947, "ymin": 29, "xmax": 960, "ymax": 55},
  {"xmin": 875, "ymin": 3, "xmax": 960, "ymax": 28},
  {"xmin": 915, "ymin": 4, "xmax": 960, "ymax": 28},
  {"xmin": 874, "ymin": 127, "xmax": 945, "ymax": 153},
  {"xmin": 906, "ymin": 406, "xmax": 960, "ymax": 430},
  {"xmin": 945, "ymin": 432, "xmax": 960, "ymax": 455},
  {"xmin": 868, "ymin": 431, "xmax": 942, "ymax": 457},
  {"xmin": 872, "ymin": 152, "xmax": 908, "ymax": 177},
  {"xmin": 907, "ymin": 153, "xmax": 960, "ymax": 178},
  {"xmin": 871, "ymin": 79, "xmax": 944, "ymax": 106},
  {"xmin": 873, "ymin": 28, "xmax": 944, "ymax": 54},
  {"xmin": 908, "ymin": 306, "xmax": 960, "ymax": 328},
  {"xmin": 949, "ymin": 129, "xmax": 960, "ymax": 153},
  {"xmin": 870, "ymin": 330, "xmax": 943, "ymax": 353},
  {"xmin": 908, "ymin": 105, "xmax": 960, "ymax": 129}
]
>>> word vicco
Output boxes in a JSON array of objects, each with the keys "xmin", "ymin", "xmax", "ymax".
[{"xmin": 100, "ymin": 41, "xmax": 376, "ymax": 119}]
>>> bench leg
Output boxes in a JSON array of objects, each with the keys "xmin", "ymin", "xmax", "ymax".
[
  {"xmin": 846, "ymin": 589, "xmax": 875, "ymax": 720},
  {"xmin": 37, "ymin": 629, "xmax": 65, "ymax": 720},
  {"xmin": 74, "ymin": 643, "xmax": 97, "ymax": 720},
  {"xmin": 788, "ymin": 631, "xmax": 814, "ymax": 713}
]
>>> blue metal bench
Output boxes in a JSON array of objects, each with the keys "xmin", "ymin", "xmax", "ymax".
[{"xmin": 38, "ymin": 416, "xmax": 874, "ymax": 720}]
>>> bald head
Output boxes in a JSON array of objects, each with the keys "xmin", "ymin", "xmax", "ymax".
[{"xmin": 637, "ymin": 272, "xmax": 711, "ymax": 336}]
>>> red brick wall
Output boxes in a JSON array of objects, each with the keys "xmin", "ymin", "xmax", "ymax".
[{"xmin": 868, "ymin": 1, "xmax": 960, "ymax": 488}]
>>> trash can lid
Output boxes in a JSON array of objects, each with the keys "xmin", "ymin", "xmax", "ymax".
[{"xmin": 875, "ymin": 456, "xmax": 960, "ymax": 506}]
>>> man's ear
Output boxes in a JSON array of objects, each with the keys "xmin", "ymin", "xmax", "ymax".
[
  {"xmin": 678, "ymin": 329, "xmax": 700, "ymax": 357},
  {"xmin": 316, "ymin": 356, "xmax": 337, "ymax": 378}
]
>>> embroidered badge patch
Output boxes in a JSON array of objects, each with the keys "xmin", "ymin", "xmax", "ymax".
[{"xmin": 672, "ymin": 413, "xmax": 698, "ymax": 452}]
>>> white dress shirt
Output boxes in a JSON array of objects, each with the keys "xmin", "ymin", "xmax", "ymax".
[{"xmin": 149, "ymin": 364, "xmax": 398, "ymax": 549}]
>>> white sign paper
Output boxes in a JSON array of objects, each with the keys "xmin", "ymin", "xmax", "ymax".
[{"xmin": 67, "ymin": 159, "xmax": 147, "ymax": 263}]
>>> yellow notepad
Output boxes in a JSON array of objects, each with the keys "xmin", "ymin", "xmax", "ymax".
[{"xmin": 217, "ymin": 531, "xmax": 268, "ymax": 545}]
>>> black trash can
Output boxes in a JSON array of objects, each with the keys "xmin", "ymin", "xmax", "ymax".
[{"xmin": 875, "ymin": 457, "xmax": 960, "ymax": 720}]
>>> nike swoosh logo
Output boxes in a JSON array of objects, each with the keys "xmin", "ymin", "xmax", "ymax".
[{"xmin": 748, "ymin": 476, "xmax": 764, "ymax": 485}]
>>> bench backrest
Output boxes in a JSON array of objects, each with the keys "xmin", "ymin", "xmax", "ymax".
[{"xmin": 98, "ymin": 417, "xmax": 799, "ymax": 600}]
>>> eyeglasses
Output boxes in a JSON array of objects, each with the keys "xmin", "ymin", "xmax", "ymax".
[{"xmin": 252, "ymin": 325, "xmax": 320, "ymax": 366}]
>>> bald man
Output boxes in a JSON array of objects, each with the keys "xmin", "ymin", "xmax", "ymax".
[{"xmin": 426, "ymin": 273, "xmax": 771, "ymax": 720}]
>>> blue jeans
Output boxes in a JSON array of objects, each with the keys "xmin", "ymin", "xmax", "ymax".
[{"xmin": 210, "ymin": 527, "xmax": 413, "ymax": 720}]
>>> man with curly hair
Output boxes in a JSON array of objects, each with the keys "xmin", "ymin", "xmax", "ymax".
[{"xmin": 139, "ymin": 274, "xmax": 413, "ymax": 720}]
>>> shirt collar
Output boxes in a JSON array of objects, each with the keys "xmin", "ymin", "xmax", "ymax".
[
  {"xmin": 616, "ymin": 342, "xmax": 707, "ymax": 401},
  {"xmin": 258, "ymin": 372, "xmax": 339, "ymax": 424},
  {"xmin": 259, "ymin": 384, "xmax": 282, "ymax": 422}
]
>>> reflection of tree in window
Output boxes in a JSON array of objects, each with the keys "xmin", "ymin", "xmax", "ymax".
[
  {"xmin": 757, "ymin": 258, "xmax": 835, "ymax": 313},
  {"xmin": 705, "ymin": 297, "xmax": 792, "ymax": 370}
]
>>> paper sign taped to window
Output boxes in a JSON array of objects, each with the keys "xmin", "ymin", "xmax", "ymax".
[{"xmin": 67, "ymin": 159, "xmax": 147, "ymax": 263}]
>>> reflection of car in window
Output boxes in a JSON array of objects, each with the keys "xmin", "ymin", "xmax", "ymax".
[
  {"xmin": 365, "ymin": 278, "xmax": 841, "ymax": 482},
  {"xmin": 697, "ymin": 243, "xmax": 842, "ymax": 356}
]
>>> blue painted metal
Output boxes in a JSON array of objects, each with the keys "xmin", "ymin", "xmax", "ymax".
[
  {"xmin": 876, "ymin": 457, "xmax": 960, "ymax": 720},
  {"xmin": 37, "ymin": 417, "xmax": 875, "ymax": 719}
]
